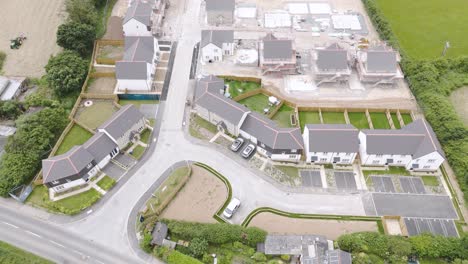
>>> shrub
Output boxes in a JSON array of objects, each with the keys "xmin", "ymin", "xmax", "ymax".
[
  {"xmin": 0, "ymin": 51, "xmax": 6, "ymax": 72},
  {"xmin": 66, "ymin": 0, "xmax": 98, "ymax": 27},
  {"xmin": 280, "ymin": 254, "xmax": 291, "ymax": 261},
  {"xmin": 188, "ymin": 237, "xmax": 208, "ymax": 258},
  {"xmin": 166, "ymin": 250, "xmax": 203, "ymax": 264},
  {"xmin": 57, "ymin": 21, "xmax": 96, "ymax": 56},
  {"xmin": 140, "ymin": 233, "xmax": 153, "ymax": 253},
  {"xmin": 252, "ymin": 252, "xmax": 267, "ymax": 262},
  {"xmin": 45, "ymin": 51, "xmax": 88, "ymax": 96}
]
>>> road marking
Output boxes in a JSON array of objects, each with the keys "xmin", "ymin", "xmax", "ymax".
[
  {"xmin": 25, "ymin": 230, "xmax": 41, "ymax": 238},
  {"xmin": 1, "ymin": 221, "xmax": 19, "ymax": 228},
  {"xmin": 49, "ymin": 240, "xmax": 65, "ymax": 248},
  {"xmin": 73, "ymin": 249, "xmax": 84, "ymax": 255}
]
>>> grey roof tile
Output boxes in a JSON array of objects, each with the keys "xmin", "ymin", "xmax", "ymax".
[
  {"xmin": 201, "ymin": 30, "xmax": 234, "ymax": 48},
  {"xmin": 83, "ymin": 132, "xmax": 118, "ymax": 162},
  {"xmin": 99, "ymin": 105, "xmax": 145, "ymax": 140},
  {"xmin": 123, "ymin": 36, "xmax": 155, "ymax": 63},
  {"xmin": 205, "ymin": 0, "xmax": 235, "ymax": 11},
  {"xmin": 263, "ymin": 34, "xmax": 293, "ymax": 60},
  {"xmin": 42, "ymin": 146, "xmax": 94, "ymax": 183},
  {"xmin": 124, "ymin": 0, "xmax": 152, "ymax": 26},
  {"xmin": 367, "ymin": 46, "xmax": 397, "ymax": 73},
  {"xmin": 316, "ymin": 43, "xmax": 349, "ymax": 71},
  {"xmin": 305, "ymin": 124, "xmax": 359, "ymax": 153},
  {"xmin": 116, "ymin": 61, "xmax": 148, "ymax": 80}
]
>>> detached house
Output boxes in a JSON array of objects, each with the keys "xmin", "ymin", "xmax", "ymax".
[
  {"xmin": 303, "ymin": 124, "xmax": 359, "ymax": 164},
  {"xmin": 205, "ymin": 0, "xmax": 235, "ymax": 26},
  {"xmin": 116, "ymin": 36, "xmax": 159, "ymax": 92},
  {"xmin": 356, "ymin": 45, "xmax": 404, "ymax": 85},
  {"xmin": 201, "ymin": 30, "xmax": 235, "ymax": 63},
  {"xmin": 313, "ymin": 43, "xmax": 351, "ymax": 85},
  {"xmin": 359, "ymin": 119, "xmax": 445, "ymax": 171},
  {"xmin": 123, "ymin": 0, "xmax": 154, "ymax": 36},
  {"xmin": 42, "ymin": 105, "xmax": 146, "ymax": 196},
  {"xmin": 260, "ymin": 33, "xmax": 297, "ymax": 75}
]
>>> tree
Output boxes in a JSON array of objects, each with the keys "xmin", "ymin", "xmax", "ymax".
[
  {"xmin": 0, "ymin": 101, "xmax": 22, "ymax": 119},
  {"xmin": 66, "ymin": 0, "xmax": 98, "ymax": 27},
  {"xmin": 45, "ymin": 51, "xmax": 87, "ymax": 96},
  {"xmin": 188, "ymin": 237, "xmax": 208, "ymax": 258},
  {"xmin": 57, "ymin": 22, "xmax": 95, "ymax": 56},
  {"xmin": 140, "ymin": 233, "xmax": 153, "ymax": 253}
]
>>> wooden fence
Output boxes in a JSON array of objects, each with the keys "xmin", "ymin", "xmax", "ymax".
[
  {"xmin": 233, "ymin": 89, "xmax": 262, "ymax": 102},
  {"xmin": 218, "ymin": 75, "xmax": 261, "ymax": 83},
  {"xmin": 90, "ymin": 72, "xmax": 115, "ymax": 78}
]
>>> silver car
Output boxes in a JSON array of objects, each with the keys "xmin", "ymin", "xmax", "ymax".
[
  {"xmin": 241, "ymin": 144, "xmax": 255, "ymax": 158},
  {"xmin": 230, "ymin": 138, "xmax": 244, "ymax": 152}
]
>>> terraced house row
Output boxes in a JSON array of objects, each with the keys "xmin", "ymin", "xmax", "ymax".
[{"xmin": 194, "ymin": 75, "xmax": 445, "ymax": 171}]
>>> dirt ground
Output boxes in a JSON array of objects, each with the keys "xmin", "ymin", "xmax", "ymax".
[
  {"xmin": 161, "ymin": 166, "xmax": 228, "ymax": 223},
  {"xmin": 86, "ymin": 77, "xmax": 117, "ymax": 94},
  {"xmin": 0, "ymin": 0, "xmax": 66, "ymax": 77},
  {"xmin": 450, "ymin": 86, "xmax": 468, "ymax": 126},
  {"xmin": 249, "ymin": 212, "xmax": 378, "ymax": 240}
]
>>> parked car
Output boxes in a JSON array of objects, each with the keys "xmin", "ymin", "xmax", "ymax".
[
  {"xmin": 223, "ymin": 198, "xmax": 241, "ymax": 218},
  {"xmin": 230, "ymin": 138, "xmax": 244, "ymax": 152},
  {"xmin": 241, "ymin": 144, "xmax": 255, "ymax": 158}
]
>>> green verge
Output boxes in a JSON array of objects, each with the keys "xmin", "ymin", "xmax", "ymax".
[
  {"xmin": 194, "ymin": 162, "xmax": 232, "ymax": 223},
  {"xmin": 131, "ymin": 145, "xmax": 146, "ymax": 160},
  {"xmin": 0, "ymin": 241, "xmax": 53, "ymax": 264},
  {"xmin": 362, "ymin": 166, "xmax": 411, "ymax": 177},
  {"xmin": 96, "ymin": 175, "xmax": 116, "ymax": 191}
]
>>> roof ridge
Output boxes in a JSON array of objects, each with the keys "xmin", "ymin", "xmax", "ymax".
[
  {"xmin": 130, "ymin": 38, "xmax": 141, "ymax": 61},
  {"xmin": 420, "ymin": 119, "xmax": 438, "ymax": 152},
  {"xmin": 66, "ymin": 156, "xmax": 79, "ymax": 174},
  {"xmin": 288, "ymin": 130, "xmax": 303, "ymax": 149},
  {"xmin": 101, "ymin": 105, "xmax": 133, "ymax": 129}
]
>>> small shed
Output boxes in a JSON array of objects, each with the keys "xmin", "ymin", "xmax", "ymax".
[{"xmin": 151, "ymin": 222, "xmax": 168, "ymax": 246}]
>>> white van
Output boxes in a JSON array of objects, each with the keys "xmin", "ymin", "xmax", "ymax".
[{"xmin": 223, "ymin": 198, "xmax": 241, "ymax": 218}]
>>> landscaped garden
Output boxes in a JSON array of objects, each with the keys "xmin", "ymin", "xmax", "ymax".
[
  {"xmin": 130, "ymin": 145, "xmax": 146, "ymax": 160},
  {"xmin": 27, "ymin": 185, "xmax": 102, "ymax": 215},
  {"xmin": 370, "ymin": 112, "xmax": 390, "ymax": 129},
  {"xmin": 299, "ymin": 111, "xmax": 321, "ymax": 131},
  {"xmin": 321, "ymin": 111, "xmax": 346, "ymax": 124},
  {"xmin": 225, "ymin": 80, "xmax": 261, "ymax": 98},
  {"xmin": 400, "ymin": 113, "xmax": 413, "ymax": 125},
  {"xmin": 271, "ymin": 104, "xmax": 295, "ymax": 128},
  {"xmin": 55, "ymin": 124, "xmax": 93, "ymax": 155},
  {"xmin": 348, "ymin": 112, "xmax": 370, "ymax": 129},
  {"xmin": 421, "ymin": 176, "xmax": 440, "ymax": 187},
  {"xmin": 97, "ymin": 175, "xmax": 116, "ymax": 191},
  {"xmin": 238, "ymin": 93, "xmax": 270, "ymax": 114},
  {"xmin": 390, "ymin": 113, "xmax": 401, "ymax": 129},
  {"xmin": 75, "ymin": 100, "xmax": 118, "ymax": 130}
]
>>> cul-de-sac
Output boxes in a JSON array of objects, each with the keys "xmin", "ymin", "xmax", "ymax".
[{"xmin": 0, "ymin": 0, "xmax": 467, "ymax": 263}]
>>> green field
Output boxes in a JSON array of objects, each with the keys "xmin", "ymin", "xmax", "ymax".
[
  {"xmin": 390, "ymin": 113, "xmax": 401, "ymax": 129},
  {"xmin": 299, "ymin": 111, "xmax": 321, "ymax": 131},
  {"xmin": 271, "ymin": 104, "xmax": 294, "ymax": 127},
  {"xmin": 370, "ymin": 112, "xmax": 390, "ymax": 129},
  {"xmin": 322, "ymin": 112, "xmax": 346, "ymax": 124},
  {"xmin": 348, "ymin": 112, "xmax": 370, "ymax": 129},
  {"xmin": 376, "ymin": 0, "xmax": 468, "ymax": 58},
  {"xmin": 238, "ymin": 94, "xmax": 270, "ymax": 114},
  {"xmin": 56, "ymin": 124, "xmax": 93, "ymax": 155}
]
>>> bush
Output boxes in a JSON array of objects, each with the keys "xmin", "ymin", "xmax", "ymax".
[
  {"xmin": 252, "ymin": 252, "xmax": 267, "ymax": 262},
  {"xmin": 280, "ymin": 254, "xmax": 291, "ymax": 261},
  {"xmin": 0, "ymin": 51, "xmax": 5, "ymax": 72},
  {"xmin": 66, "ymin": 0, "xmax": 98, "ymax": 27},
  {"xmin": 188, "ymin": 237, "xmax": 208, "ymax": 258},
  {"xmin": 140, "ymin": 233, "xmax": 153, "ymax": 253},
  {"xmin": 57, "ymin": 21, "xmax": 96, "ymax": 56},
  {"xmin": 45, "ymin": 51, "xmax": 88, "ymax": 96},
  {"xmin": 0, "ymin": 101, "xmax": 22, "ymax": 119}
]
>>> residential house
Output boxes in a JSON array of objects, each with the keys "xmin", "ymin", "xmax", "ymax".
[
  {"xmin": 0, "ymin": 76, "xmax": 26, "ymax": 101},
  {"xmin": 116, "ymin": 36, "xmax": 159, "ymax": 92},
  {"xmin": 239, "ymin": 112, "xmax": 303, "ymax": 162},
  {"xmin": 303, "ymin": 124, "xmax": 359, "ymax": 164},
  {"xmin": 83, "ymin": 132, "xmax": 120, "ymax": 169},
  {"xmin": 123, "ymin": 0, "xmax": 154, "ymax": 36},
  {"xmin": 356, "ymin": 45, "xmax": 404, "ymax": 85},
  {"xmin": 98, "ymin": 104, "xmax": 147, "ymax": 149},
  {"xmin": 358, "ymin": 119, "xmax": 445, "ymax": 171},
  {"xmin": 194, "ymin": 75, "xmax": 250, "ymax": 135},
  {"xmin": 151, "ymin": 222, "xmax": 168, "ymax": 246},
  {"xmin": 261, "ymin": 234, "xmax": 352, "ymax": 264},
  {"xmin": 313, "ymin": 43, "xmax": 351, "ymax": 85},
  {"xmin": 205, "ymin": 0, "xmax": 235, "ymax": 26},
  {"xmin": 260, "ymin": 33, "xmax": 297, "ymax": 75},
  {"xmin": 201, "ymin": 30, "xmax": 235, "ymax": 63}
]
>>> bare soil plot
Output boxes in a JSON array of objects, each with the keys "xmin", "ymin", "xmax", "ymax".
[
  {"xmin": 86, "ymin": 77, "xmax": 116, "ymax": 94},
  {"xmin": 96, "ymin": 45, "xmax": 124, "ymax": 61},
  {"xmin": 0, "ymin": 0, "xmax": 66, "ymax": 77},
  {"xmin": 249, "ymin": 212, "xmax": 378, "ymax": 240},
  {"xmin": 450, "ymin": 86, "xmax": 468, "ymax": 126},
  {"xmin": 103, "ymin": 16, "xmax": 124, "ymax": 40},
  {"xmin": 160, "ymin": 166, "xmax": 228, "ymax": 223},
  {"xmin": 75, "ymin": 100, "xmax": 118, "ymax": 130}
]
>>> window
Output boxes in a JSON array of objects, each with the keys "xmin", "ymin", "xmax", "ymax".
[
  {"xmin": 261, "ymin": 143, "xmax": 265, "ymax": 148},
  {"xmin": 423, "ymin": 165, "xmax": 430, "ymax": 169},
  {"xmin": 397, "ymin": 160, "xmax": 402, "ymax": 164},
  {"xmin": 86, "ymin": 163, "xmax": 93, "ymax": 169},
  {"xmin": 320, "ymin": 158, "xmax": 327, "ymax": 162},
  {"xmin": 214, "ymin": 49, "xmax": 218, "ymax": 52},
  {"xmin": 428, "ymin": 159, "xmax": 436, "ymax": 163},
  {"xmin": 323, "ymin": 152, "xmax": 328, "ymax": 155},
  {"xmin": 52, "ymin": 180, "xmax": 59, "ymax": 184},
  {"xmin": 346, "ymin": 153, "xmax": 351, "ymax": 156},
  {"xmin": 376, "ymin": 154, "xmax": 383, "ymax": 157},
  {"xmin": 372, "ymin": 160, "xmax": 380, "ymax": 164},
  {"xmin": 342, "ymin": 159, "xmax": 350, "ymax": 163},
  {"xmin": 289, "ymin": 155, "xmax": 297, "ymax": 159},
  {"xmin": 291, "ymin": 149, "xmax": 297, "ymax": 153}
]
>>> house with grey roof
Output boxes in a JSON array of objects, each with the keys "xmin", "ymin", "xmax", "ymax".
[
  {"xmin": 194, "ymin": 75, "xmax": 250, "ymax": 136},
  {"xmin": 359, "ymin": 119, "xmax": 445, "ymax": 171},
  {"xmin": 356, "ymin": 45, "xmax": 404, "ymax": 85},
  {"xmin": 262, "ymin": 234, "xmax": 351, "ymax": 264},
  {"xmin": 205, "ymin": 0, "xmax": 235, "ymax": 25},
  {"xmin": 116, "ymin": 36, "xmax": 159, "ymax": 92},
  {"xmin": 123, "ymin": 0, "xmax": 154, "ymax": 36},
  {"xmin": 313, "ymin": 43, "xmax": 351, "ymax": 85},
  {"xmin": 240, "ymin": 112, "xmax": 303, "ymax": 162},
  {"xmin": 201, "ymin": 30, "xmax": 235, "ymax": 63},
  {"xmin": 260, "ymin": 33, "xmax": 297, "ymax": 75},
  {"xmin": 303, "ymin": 124, "xmax": 359, "ymax": 164},
  {"xmin": 98, "ymin": 104, "xmax": 147, "ymax": 149}
]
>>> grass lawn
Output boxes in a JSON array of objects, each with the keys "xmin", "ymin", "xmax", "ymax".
[
  {"xmin": 225, "ymin": 80, "xmax": 260, "ymax": 98},
  {"xmin": 276, "ymin": 166, "xmax": 299, "ymax": 179},
  {"xmin": 76, "ymin": 101, "xmax": 117, "ymax": 130},
  {"xmin": 140, "ymin": 128, "xmax": 151, "ymax": 144},
  {"xmin": 375, "ymin": 0, "xmax": 468, "ymax": 59},
  {"xmin": 299, "ymin": 111, "xmax": 321, "ymax": 131},
  {"xmin": 119, "ymin": 99, "xmax": 159, "ymax": 108},
  {"xmin": 390, "ymin": 113, "xmax": 401, "ymax": 129},
  {"xmin": 97, "ymin": 175, "xmax": 116, "ymax": 191},
  {"xmin": 271, "ymin": 104, "xmax": 294, "ymax": 128},
  {"xmin": 56, "ymin": 124, "xmax": 93, "ymax": 155},
  {"xmin": 348, "ymin": 112, "xmax": 370, "ymax": 129},
  {"xmin": 238, "ymin": 93, "xmax": 270, "ymax": 114},
  {"xmin": 321, "ymin": 112, "xmax": 346, "ymax": 124},
  {"xmin": 421, "ymin": 176, "xmax": 440, "ymax": 186},
  {"xmin": 400, "ymin": 113, "xmax": 413, "ymax": 125},
  {"xmin": 0, "ymin": 241, "xmax": 53, "ymax": 264},
  {"xmin": 131, "ymin": 145, "xmax": 146, "ymax": 159},
  {"xmin": 192, "ymin": 114, "xmax": 217, "ymax": 134},
  {"xmin": 27, "ymin": 185, "xmax": 101, "ymax": 215},
  {"xmin": 362, "ymin": 166, "xmax": 411, "ymax": 177},
  {"xmin": 370, "ymin": 112, "xmax": 390, "ymax": 129}
]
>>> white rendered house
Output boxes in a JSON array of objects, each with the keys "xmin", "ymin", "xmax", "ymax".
[
  {"xmin": 123, "ymin": 0, "xmax": 153, "ymax": 36},
  {"xmin": 201, "ymin": 30, "xmax": 235, "ymax": 63}
]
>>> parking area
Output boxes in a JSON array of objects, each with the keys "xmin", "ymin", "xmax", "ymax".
[
  {"xmin": 139, "ymin": 104, "xmax": 158, "ymax": 119},
  {"xmin": 372, "ymin": 193, "xmax": 458, "ymax": 219},
  {"xmin": 300, "ymin": 170, "xmax": 322, "ymax": 188},
  {"xmin": 371, "ymin": 176, "xmax": 395, "ymax": 193},
  {"xmin": 400, "ymin": 177, "xmax": 426, "ymax": 194},
  {"xmin": 404, "ymin": 218, "xmax": 459, "ymax": 237},
  {"xmin": 113, "ymin": 154, "xmax": 137, "ymax": 169},
  {"xmin": 101, "ymin": 162, "xmax": 126, "ymax": 180},
  {"xmin": 334, "ymin": 171, "xmax": 357, "ymax": 190}
]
